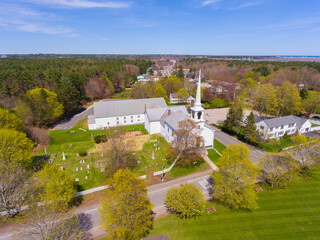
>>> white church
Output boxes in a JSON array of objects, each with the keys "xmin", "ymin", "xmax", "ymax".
[{"xmin": 88, "ymin": 71, "xmax": 215, "ymax": 148}]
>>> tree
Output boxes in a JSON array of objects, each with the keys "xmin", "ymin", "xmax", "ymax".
[
  {"xmin": 22, "ymin": 204, "xmax": 92, "ymax": 240},
  {"xmin": 303, "ymin": 92, "xmax": 320, "ymax": 114},
  {"xmin": 102, "ymin": 128, "xmax": 136, "ymax": 176},
  {"xmin": 84, "ymin": 77, "xmax": 107, "ymax": 101},
  {"xmin": 300, "ymin": 88, "xmax": 308, "ymax": 99},
  {"xmin": 148, "ymin": 68, "xmax": 154, "ymax": 75},
  {"xmin": 176, "ymin": 65, "xmax": 184, "ymax": 79},
  {"xmin": 99, "ymin": 169, "xmax": 153, "ymax": 240},
  {"xmin": 0, "ymin": 128, "xmax": 33, "ymax": 169},
  {"xmin": 164, "ymin": 75, "xmax": 181, "ymax": 94},
  {"xmin": 211, "ymin": 144, "xmax": 258, "ymax": 210},
  {"xmin": 252, "ymin": 83, "xmax": 278, "ymax": 116},
  {"xmin": 39, "ymin": 164, "xmax": 77, "ymax": 210},
  {"xmin": 0, "ymin": 163, "xmax": 35, "ymax": 218},
  {"xmin": 171, "ymin": 119, "xmax": 206, "ymax": 166},
  {"xmin": 223, "ymin": 101, "xmax": 243, "ymax": 134},
  {"xmin": 131, "ymin": 82, "xmax": 152, "ymax": 99},
  {"xmin": 18, "ymin": 88, "xmax": 64, "ymax": 127},
  {"xmin": 276, "ymin": 82, "xmax": 302, "ymax": 116},
  {"xmin": 258, "ymin": 154, "xmax": 299, "ymax": 188},
  {"xmin": 165, "ymin": 183, "xmax": 206, "ymax": 219},
  {"xmin": 285, "ymin": 135, "xmax": 320, "ymax": 175},
  {"xmin": 203, "ymin": 88, "xmax": 214, "ymax": 102},
  {"xmin": 153, "ymin": 83, "xmax": 167, "ymax": 98},
  {"xmin": 0, "ymin": 108, "xmax": 25, "ymax": 132},
  {"xmin": 176, "ymin": 87, "xmax": 189, "ymax": 102},
  {"xmin": 243, "ymin": 112, "xmax": 257, "ymax": 143}
]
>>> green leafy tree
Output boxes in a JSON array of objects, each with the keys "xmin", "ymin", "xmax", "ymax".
[
  {"xmin": 276, "ymin": 82, "xmax": 302, "ymax": 116},
  {"xmin": 211, "ymin": 144, "xmax": 258, "ymax": 210},
  {"xmin": 176, "ymin": 87, "xmax": 189, "ymax": 102},
  {"xmin": 300, "ymin": 88, "xmax": 309, "ymax": 99},
  {"xmin": 252, "ymin": 83, "xmax": 278, "ymax": 116},
  {"xmin": 165, "ymin": 183, "xmax": 206, "ymax": 219},
  {"xmin": 164, "ymin": 75, "xmax": 181, "ymax": 94},
  {"xmin": 18, "ymin": 88, "xmax": 64, "ymax": 127},
  {"xmin": 153, "ymin": 83, "xmax": 167, "ymax": 98},
  {"xmin": 243, "ymin": 112, "xmax": 257, "ymax": 142},
  {"xmin": 39, "ymin": 164, "xmax": 77, "ymax": 210},
  {"xmin": 303, "ymin": 92, "xmax": 320, "ymax": 114},
  {"xmin": 0, "ymin": 128, "xmax": 33, "ymax": 169},
  {"xmin": 99, "ymin": 169, "xmax": 153, "ymax": 240},
  {"xmin": 0, "ymin": 108, "xmax": 25, "ymax": 132}
]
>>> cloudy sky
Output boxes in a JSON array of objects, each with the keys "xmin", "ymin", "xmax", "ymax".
[{"xmin": 1, "ymin": 0, "xmax": 320, "ymax": 55}]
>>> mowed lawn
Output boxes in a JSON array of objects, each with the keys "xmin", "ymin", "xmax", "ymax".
[{"xmin": 149, "ymin": 169, "xmax": 320, "ymax": 240}]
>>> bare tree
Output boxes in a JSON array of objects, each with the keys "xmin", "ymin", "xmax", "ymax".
[
  {"xmin": 84, "ymin": 77, "xmax": 106, "ymax": 101},
  {"xmin": 285, "ymin": 136, "xmax": 320, "ymax": 175},
  {"xmin": 258, "ymin": 154, "xmax": 299, "ymax": 188},
  {"xmin": 0, "ymin": 163, "xmax": 35, "ymax": 218},
  {"xmin": 101, "ymin": 128, "xmax": 136, "ymax": 176},
  {"xmin": 20, "ymin": 205, "xmax": 93, "ymax": 240},
  {"xmin": 170, "ymin": 119, "xmax": 206, "ymax": 166}
]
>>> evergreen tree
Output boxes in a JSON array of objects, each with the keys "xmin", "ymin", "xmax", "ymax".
[
  {"xmin": 224, "ymin": 101, "xmax": 243, "ymax": 133},
  {"xmin": 243, "ymin": 112, "xmax": 257, "ymax": 142}
]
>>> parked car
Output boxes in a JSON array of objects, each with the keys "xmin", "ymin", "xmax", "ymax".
[
  {"xmin": 302, "ymin": 113, "xmax": 310, "ymax": 118},
  {"xmin": 312, "ymin": 115, "xmax": 320, "ymax": 120}
]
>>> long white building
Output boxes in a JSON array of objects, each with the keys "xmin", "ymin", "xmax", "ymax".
[{"xmin": 88, "ymin": 71, "xmax": 215, "ymax": 148}]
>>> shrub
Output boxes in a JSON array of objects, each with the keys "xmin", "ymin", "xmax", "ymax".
[
  {"xmin": 94, "ymin": 134, "xmax": 108, "ymax": 143},
  {"xmin": 78, "ymin": 149, "xmax": 87, "ymax": 157}
]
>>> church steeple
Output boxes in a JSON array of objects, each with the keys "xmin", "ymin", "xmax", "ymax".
[{"xmin": 190, "ymin": 70, "xmax": 204, "ymax": 122}]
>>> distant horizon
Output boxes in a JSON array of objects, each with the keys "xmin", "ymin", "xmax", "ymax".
[{"xmin": 1, "ymin": 0, "xmax": 320, "ymax": 55}]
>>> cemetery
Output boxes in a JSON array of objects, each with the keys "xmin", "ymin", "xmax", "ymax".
[{"xmin": 34, "ymin": 122, "xmax": 210, "ymax": 190}]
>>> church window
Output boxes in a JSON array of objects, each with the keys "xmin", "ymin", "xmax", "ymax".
[{"xmin": 198, "ymin": 112, "xmax": 202, "ymax": 120}]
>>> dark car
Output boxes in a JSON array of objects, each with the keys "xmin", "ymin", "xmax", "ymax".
[{"xmin": 312, "ymin": 115, "xmax": 320, "ymax": 120}]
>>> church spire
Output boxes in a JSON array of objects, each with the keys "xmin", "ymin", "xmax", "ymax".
[{"xmin": 195, "ymin": 69, "xmax": 202, "ymax": 107}]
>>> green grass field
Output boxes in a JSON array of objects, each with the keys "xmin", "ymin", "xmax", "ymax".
[
  {"xmin": 149, "ymin": 168, "xmax": 320, "ymax": 240},
  {"xmin": 207, "ymin": 139, "xmax": 227, "ymax": 163}
]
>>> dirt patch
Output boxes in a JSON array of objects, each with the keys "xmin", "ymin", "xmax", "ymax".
[
  {"xmin": 145, "ymin": 172, "xmax": 174, "ymax": 186},
  {"xmin": 33, "ymin": 144, "xmax": 49, "ymax": 152},
  {"xmin": 124, "ymin": 131, "xmax": 142, "ymax": 137}
]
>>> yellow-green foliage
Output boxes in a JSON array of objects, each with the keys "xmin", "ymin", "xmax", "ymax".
[
  {"xmin": 153, "ymin": 83, "xmax": 167, "ymax": 98},
  {"xmin": 0, "ymin": 108, "xmax": 25, "ymax": 132},
  {"xmin": 0, "ymin": 128, "xmax": 33, "ymax": 168},
  {"xmin": 165, "ymin": 183, "xmax": 206, "ymax": 219},
  {"xmin": 39, "ymin": 164, "xmax": 77, "ymax": 210},
  {"xmin": 18, "ymin": 88, "xmax": 64, "ymax": 126},
  {"xmin": 99, "ymin": 169, "xmax": 153, "ymax": 240},
  {"xmin": 212, "ymin": 144, "xmax": 258, "ymax": 210}
]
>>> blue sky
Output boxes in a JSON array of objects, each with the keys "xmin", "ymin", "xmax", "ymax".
[{"xmin": 0, "ymin": 0, "xmax": 320, "ymax": 55}]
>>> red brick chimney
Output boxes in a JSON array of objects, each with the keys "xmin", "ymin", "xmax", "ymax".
[{"xmin": 168, "ymin": 109, "xmax": 171, "ymax": 116}]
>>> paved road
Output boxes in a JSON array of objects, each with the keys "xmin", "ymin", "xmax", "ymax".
[
  {"xmin": 53, "ymin": 105, "xmax": 94, "ymax": 130},
  {"xmin": 213, "ymin": 126, "xmax": 266, "ymax": 163},
  {"xmin": 0, "ymin": 170, "xmax": 212, "ymax": 240}
]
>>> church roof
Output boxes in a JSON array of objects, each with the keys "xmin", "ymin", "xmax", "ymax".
[
  {"xmin": 146, "ymin": 107, "xmax": 167, "ymax": 122},
  {"xmin": 93, "ymin": 98, "xmax": 166, "ymax": 118},
  {"xmin": 164, "ymin": 110, "xmax": 189, "ymax": 130}
]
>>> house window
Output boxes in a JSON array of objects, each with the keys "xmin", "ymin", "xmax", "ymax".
[
  {"xmin": 131, "ymin": 116, "xmax": 133, "ymax": 119},
  {"xmin": 280, "ymin": 125, "xmax": 284, "ymax": 130},
  {"xmin": 138, "ymin": 115, "xmax": 140, "ymax": 118},
  {"xmin": 116, "ymin": 117, "xmax": 119, "ymax": 120},
  {"xmin": 131, "ymin": 120, "xmax": 133, "ymax": 123},
  {"xmin": 124, "ymin": 116, "xmax": 126, "ymax": 119},
  {"xmin": 117, "ymin": 121, "xmax": 119, "ymax": 125},
  {"xmin": 270, "ymin": 127, "xmax": 274, "ymax": 132},
  {"xmin": 107, "ymin": 122, "xmax": 109, "ymax": 125},
  {"xmin": 260, "ymin": 126, "xmax": 264, "ymax": 130},
  {"xmin": 124, "ymin": 121, "xmax": 126, "ymax": 123}
]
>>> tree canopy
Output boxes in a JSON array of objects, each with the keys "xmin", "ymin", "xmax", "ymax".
[
  {"xmin": 0, "ymin": 108, "xmax": 25, "ymax": 132},
  {"xmin": 165, "ymin": 183, "xmax": 206, "ymax": 219},
  {"xmin": 99, "ymin": 169, "xmax": 153, "ymax": 240},
  {"xmin": 18, "ymin": 88, "xmax": 64, "ymax": 127},
  {"xmin": 153, "ymin": 83, "xmax": 167, "ymax": 98}
]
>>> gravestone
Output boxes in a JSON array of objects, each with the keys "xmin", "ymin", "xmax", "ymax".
[
  {"xmin": 62, "ymin": 152, "xmax": 66, "ymax": 160},
  {"xmin": 75, "ymin": 178, "xmax": 79, "ymax": 182},
  {"xmin": 85, "ymin": 176, "xmax": 88, "ymax": 180},
  {"xmin": 80, "ymin": 167, "xmax": 83, "ymax": 171},
  {"xmin": 87, "ymin": 164, "xmax": 90, "ymax": 169},
  {"xmin": 101, "ymin": 167, "xmax": 105, "ymax": 172},
  {"xmin": 151, "ymin": 151, "xmax": 155, "ymax": 160},
  {"xmin": 76, "ymin": 167, "xmax": 78, "ymax": 171}
]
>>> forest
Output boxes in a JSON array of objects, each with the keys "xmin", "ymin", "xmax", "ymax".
[{"xmin": 0, "ymin": 56, "xmax": 153, "ymax": 118}]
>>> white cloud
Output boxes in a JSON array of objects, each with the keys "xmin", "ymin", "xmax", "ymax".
[
  {"xmin": 268, "ymin": 16, "xmax": 320, "ymax": 30},
  {"xmin": 23, "ymin": 0, "xmax": 130, "ymax": 8},
  {"xmin": 201, "ymin": 0, "xmax": 223, "ymax": 7},
  {"xmin": 0, "ymin": 3, "xmax": 74, "ymax": 35}
]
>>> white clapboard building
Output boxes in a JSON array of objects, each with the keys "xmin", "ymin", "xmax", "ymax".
[{"xmin": 88, "ymin": 71, "xmax": 215, "ymax": 148}]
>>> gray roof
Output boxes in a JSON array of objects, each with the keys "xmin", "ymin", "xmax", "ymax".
[
  {"xmin": 93, "ymin": 98, "xmax": 167, "ymax": 118},
  {"xmin": 260, "ymin": 115, "xmax": 308, "ymax": 128},
  {"xmin": 164, "ymin": 110, "xmax": 189, "ymax": 130},
  {"xmin": 88, "ymin": 115, "xmax": 96, "ymax": 124},
  {"xmin": 146, "ymin": 108, "xmax": 167, "ymax": 122},
  {"xmin": 142, "ymin": 234, "xmax": 172, "ymax": 240}
]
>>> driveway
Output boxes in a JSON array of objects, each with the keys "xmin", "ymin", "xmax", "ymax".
[{"xmin": 53, "ymin": 105, "xmax": 94, "ymax": 130}]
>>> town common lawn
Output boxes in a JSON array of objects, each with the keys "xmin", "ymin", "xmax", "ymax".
[
  {"xmin": 149, "ymin": 168, "xmax": 320, "ymax": 240},
  {"xmin": 207, "ymin": 139, "xmax": 226, "ymax": 163}
]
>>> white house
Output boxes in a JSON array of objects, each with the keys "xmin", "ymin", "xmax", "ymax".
[
  {"xmin": 256, "ymin": 115, "xmax": 312, "ymax": 139},
  {"xmin": 88, "ymin": 98, "xmax": 167, "ymax": 130},
  {"xmin": 88, "ymin": 71, "xmax": 215, "ymax": 148}
]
